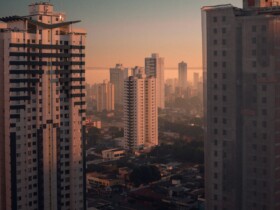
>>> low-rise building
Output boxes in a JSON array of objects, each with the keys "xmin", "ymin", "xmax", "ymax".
[
  {"xmin": 87, "ymin": 173, "xmax": 124, "ymax": 188},
  {"xmin": 101, "ymin": 148, "xmax": 125, "ymax": 160}
]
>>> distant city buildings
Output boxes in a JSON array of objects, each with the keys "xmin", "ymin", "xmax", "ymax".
[
  {"xmin": 110, "ymin": 64, "xmax": 128, "ymax": 105},
  {"xmin": 0, "ymin": 2, "xmax": 86, "ymax": 210},
  {"xmin": 145, "ymin": 53, "xmax": 165, "ymax": 109},
  {"xmin": 178, "ymin": 61, "xmax": 188, "ymax": 90},
  {"xmin": 131, "ymin": 66, "xmax": 145, "ymax": 77},
  {"xmin": 203, "ymin": 1, "xmax": 280, "ymax": 209},
  {"xmin": 96, "ymin": 80, "xmax": 115, "ymax": 112},
  {"xmin": 165, "ymin": 78, "xmax": 178, "ymax": 95},
  {"xmin": 124, "ymin": 72, "xmax": 158, "ymax": 150}
]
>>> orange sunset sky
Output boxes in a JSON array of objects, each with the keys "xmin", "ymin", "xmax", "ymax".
[{"xmin": 0, "ymin": 0, "xmax": 242, "ymax": 83}]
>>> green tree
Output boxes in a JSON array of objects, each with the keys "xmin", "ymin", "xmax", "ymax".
[{"xmin": 129, "ymin": 165, "xmax": 161, "ymax": 187}]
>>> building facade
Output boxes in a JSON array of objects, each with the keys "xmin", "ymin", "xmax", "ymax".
[
  {"xmin": 203, "ymin": 1, "xmax": 280, "ymax": 210},
  {"xmin": 145, "ymin": 53, "xmax": 165, "ymax": 109},
  {"xmin": 124, "ymin": 73, "xmax": 158, "ymax": 151},
  {"xmin": 178, "ymin": 61, "xmax": 188, "ymax": 90},
  {"xmin": 96, "ymin": 80, "xmax": 114, "ymax": 112},
  {"xmin": 0, "ymin": 2, "xmax": 86, "ymax": 210},
  {"xmin": 109, "ymin": 64, "xmax": 128, "ymax": 106}
]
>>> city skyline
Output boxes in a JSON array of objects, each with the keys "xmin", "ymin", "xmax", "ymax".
[{"xmin": 0, "ymin": 0, "xmax": 242, "ymax": 83}]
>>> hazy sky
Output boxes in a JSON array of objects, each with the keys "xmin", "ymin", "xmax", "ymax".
[{"xmin": 0, "ymin": 0, "xmax": 242, "ymax": 83}]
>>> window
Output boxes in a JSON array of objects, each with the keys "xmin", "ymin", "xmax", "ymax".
[
  {"xmin": 213, "ymin": 16, "xmax": 217, "ymax": 22},
  {"xmin": 214, "ymin": 73, "xmax": 218, "ymax": 79},
  {"xmin": 214, "ymin": 62, "xmax": 218, "ymax": 67},
  {"xmin": 222, "ymin": 28, "xmax": 226, "ymax": 34},
  {"xmin": 252, "ymin": 25, "xmax": 257, "ymax": 32}
]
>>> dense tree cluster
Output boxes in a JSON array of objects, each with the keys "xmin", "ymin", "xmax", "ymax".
[
  {"xmin": 129, "ymin": 165, "xmax": 161, "ymax": 187},
  {"xmin": 150, "ymin": 141, "xmax": 204, "ymax": 164},
  {"xmin": 159, "ymin": 119, "xmax": 203, "ymax": 141}
]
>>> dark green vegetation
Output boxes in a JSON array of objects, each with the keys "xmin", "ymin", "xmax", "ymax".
[
  {"xmin": 150, "ymin": 141, "xmax": 204, "ymax": 164},
  {"xmin": 129, "ymin": 165, "xmax": 161, "ymax": 187},
  {"xmin": 159, "ymin": 119, "xmax": 203, "ymax": 141}
]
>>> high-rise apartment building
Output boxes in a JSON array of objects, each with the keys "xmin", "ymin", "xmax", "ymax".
[
  {"xmin": 202, "ymin": 1, "xmax": 280, "ymax": 210},
  {"xmin": 145, "ymin": 53, "xmax": 165, "ymax": 109},
  {"xmin": 178, "ymin": 61, "xmax": 188, "ymax": 90},
  {"xmin": 110, "ymin": 64, "xmax": 128, "ymax": 105},
  {"xmin": 96, "ymin": 80, "xmax": 114, "ymax": 112},
  {"xmin": 0, "ymin": 2, "xmax": 86, "ymax": 210},
  {"xmin": 124, "ymin": 73, "xmax": 158, "ymax": 151}
]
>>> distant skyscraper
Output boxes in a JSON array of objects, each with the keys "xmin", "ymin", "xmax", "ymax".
[
  {"xmin": 193, "ymin": 72, "xmax": 199, "ymax": 89},
  {"xmin": 178, "ymin": 61, "xmax": 188, "ymax": 90},
  {"xmin": 124, "ymin": 73, "xmax": 158, "ymax": 150},
  {"xmin": 131, "ymin": 66, "xmax": 144, "ymax": 77},
  {"xmin": 145, "ymin": 53, "xmax": 165, "ymax": 109},
  {"xmin": 96, "ymin": 80, "xmax": 115, "ymax": 112},
  {"xmin": 110, "ymin": 64, "xmax": 128, "ymax": 105},
  {"xmin": 0, "ymin": 2, "xmax": 86, "ymax": 210},
  {"xmin": 203, "ymin": 2, "xmax": 280, "ymax": 210}
]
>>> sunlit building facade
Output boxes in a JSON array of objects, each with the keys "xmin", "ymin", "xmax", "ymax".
[
  {"xmin": 0, "ymin": 2, "xmax": 86, "ymax": 210},
  {"xmin": 203, "ymin": 1, "xmax": 280, "ymax": 210},
  {"xmin": 96, "ymin": 80, "xmax": 114, "ymax": 112},
  {"xmin": 124, "ymin": 73, "xmax": 158, "ymax": 150}
]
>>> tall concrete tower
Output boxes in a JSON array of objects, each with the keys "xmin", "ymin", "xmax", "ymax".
[
  {"xmin": 178, "ymin": 61, "xmax": 188, "ymax": 90},
  {"xmin": 0, "ymin": 2, "xmax": 86, "ymax": 210},
  {"xmin": 96, "ymin": 80, "xmax": 115, "ymax": 112},
  {"xmin": 202, "ymin": 3, "xmax": 280, "ymax": 210},
  {"xmin": 124, "ymin": 73, "xmax": 158, "ymax": 151},
  {"xmin": 110, "ymin": 64, "xmax": 128, "ymax": 106},
  {"xmin": 145, "ymin": 53, "xmax": 165, "ymax": 109}
]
